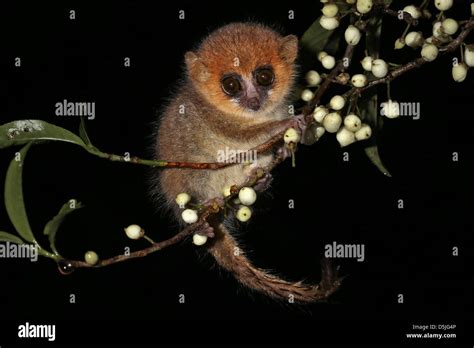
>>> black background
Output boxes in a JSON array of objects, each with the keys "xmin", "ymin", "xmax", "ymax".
[{"xmin": 0, "ymin": 0, "xmax": 473, "ymax": 345}]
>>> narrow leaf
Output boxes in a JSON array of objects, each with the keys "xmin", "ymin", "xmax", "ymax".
[
  {"xmin": 365, "ymin": 146, "xmax": 392, "ymax": 177},
  {"xmin": 0, "ymin": 120, "xmax": 87, "ymax": 150},
  {"xmin": 359, "ymin": 13, "xmax": 392, "ymax": 177},
  {"xmin": 366, "ymin": 15, "xmax": 383, "ymax": 58},
  {"xmin": 79, "ymin": 117, "xmax": 93, "ymax": 146},
  {"xmin": 44, "ymin": 200, "xmax": 83, "ymax": 254},
  {"xmin": 0, "ymin": 231, "xmax": 25, "ymax": 244},
  {"xmin": 300, "ymin": 17, "xmax": 334, "ymax": 57},
  {"xmin": 4, "ymin": 143, "xmax": 36, "ymax": 243}
]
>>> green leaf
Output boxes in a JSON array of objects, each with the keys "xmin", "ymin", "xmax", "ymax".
[
  {"xmin": 0, "ymin": 120, "xmax": 87, "ymax": 150},
  {"xmin": 4, "ymin": 143, "xmax": 36, "ymax": 243},
  {"xmin": 79, "ymin": 117, "xmax": 93, "ymax": 146},
  {"xmin": 43, "ymin": 200, "xmax": 83, "ymax": 254},
  {"xmin": 324, "ymin": 29, "xmax": 343, "ymax": 56},
  {"xmin": 366, "ymin": 15, "xmax": 383, "ymax": 58},
  {"xmin": 357, "ymin": 13, "xmax": 392, "ymax": 177},
  {"xmin": 365, "ymin": 146, "xmax": 392, "ymax": 177},
  {"xmin": 300, "ymin": 17, "xmax": 334, "ymax": 57},
  {"xmin": 0, "ymin": 231, "xmax": 25, "ymax": 244}
]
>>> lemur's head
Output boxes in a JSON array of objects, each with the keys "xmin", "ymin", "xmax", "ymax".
[{"xmin": 185, "ymin": 22, "xmax": 298, "ymax": 119}]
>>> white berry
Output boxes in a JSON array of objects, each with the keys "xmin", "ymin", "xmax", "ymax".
[
  {"xmin": 465, "ymin": 46, "xmax": 474, "ymax": 67},
  {"xmin": 351, "ymin": 74, "xmax": 368, "ymax": 87},
  {"xmin": 322, "ymin": 3, "xmax": 339, "ymax": 17},
  {"xmin": 318, "ymin": 51, "xmax": 328, "ymax": 61},
  {"xmin": 433, "ymin": 21, "xmax": 444, "ymax": 38},
  {"xmin": 313, "ymin": 106, "xmax": 329, "ymax": 123},
  {"xmin": 344, "ymin": 114, "xmax": 362, "ymax": 132},
  {"xmin": 306, "ymin": 70, "xmax": 322, "ymax": 86},
  {"xmin": 238, "ymin": 187, "xmax": 257, "ymax": 206},
  {"xmin": 442, "ymin": 18, "xmax": 458, "ymax": 35},
  {"xmin": 394, "ymin": 38, "xmax": 406, "ymax": 49},
  {"xmin": 405, "ymin": 31, "xmax": 424, "ymax": 47},
  {"xmin": 421, "ymin": 44, "xmax": 439, "ymax": 61},
  {"xmin": 236, "ymin": 206, "xmax": 252, "ymax": 222},
  {"xmin": 192, "ymin": 234, "xmax": 208, "ymax": 246},
  {"xmin": 321, "ymin": 55, "xmax": 336, "ymax": 69},
  {"xmin": 434, "ymin": 0, "xmax": 453, "ymax": 11},
  {"xmin": 336, "ymin": 127, "xmax": 356, "ymax": 147},
  {"xmin": 361, "ymin": 56, "xmax": 373, "ymax": 71},
  {"xmin": 403, "ymin": 5, "xmax": 421, "ymax": 19},
  {"xmin": 345, "ymin": 25, "xmax": 362, "ymax": 45},
  {"xmin": 356, "ymin": 0, "xmax": 373, "ymax": 14},
  {"xmin": 181, "ymin": 209, "xmax": 198, "ymax": 224},
  {"xmin": 85, "ymin": 251, "xmax": 99, "ymax": 265},
  {"xmin": 355, "ymin": 124, "xmax": 372, "ymax": 141},
  {"xmin": 381, "ymin": 100, "xmax": 400, "ymax": 119},
  {"xmin": 452, "ymin": 63, "xmax": 468, "ymax": 83},
  {"xmin": 284, "ymin": 127, "xmax": 300, "ymax": 144},
  {"xmin": 373, "ymin": 59, "xmax": 391, "ymax": 78},
  {"xmin": 329, "ymin": 95, "xmax": 346, "ymax": 111},
  {"xmin": 175, "ymin": 192, "xmax": 191, "ymax": 208},
  {"xmin": 323, "ymin": 112, "xmax": 342, "ymax": 133},
  {"xmin": 301, "ymin": 89, "xmax": 314, "ymax": 102},
  {"xmin": 320, "ymin": 16, "xmax": 340, "ymax": 30},
  {"xmin": 371, "ymin": 59, "xmax": 388, "ymax": 78},
  {"xmin": 315, "ymin": 126, "xmax": 326, "ymax": 139},
  {"xmin": 124, "ymin": 224, "xmax": 144, "ymax": 240}
]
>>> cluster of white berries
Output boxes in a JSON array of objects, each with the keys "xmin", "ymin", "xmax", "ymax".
[
  {"xmin": 311, "ymin": 99, "xmax": 372, "ymax": 147},
  {"xmin": 301, "ymin": 50, "xmax": 372, "ymax": 101},
  {"xmin": 394, "ymin": 1, "xmax": 473, "ymax": 83},
  {"xmin": 172, "ymin": 186, "xmax": 256, "ymax": 246},
  {"xmin": 304, "ymin": 0, "xmax": 471, "ymax": 145},
  {"xmin": 175, "ymin": 193, "xmax": 200, "ymax": 225},
  {"xmin": 174, "ymin": 192, "xmax": 205, "ymax": 245},
  {"xmin": 223, "ymin": 185, "xmax": 256, "ymax": 223},
  {"xmin": 452, "ymin": 45, "xmax": 474, "ymax": 82},
  {"xmin": 360, "ymin": 56, "xmax": 389, "ymax": 78},
  {"xmin": 319, "ymin": 0, "xmax": 373, "ymax": 30}
]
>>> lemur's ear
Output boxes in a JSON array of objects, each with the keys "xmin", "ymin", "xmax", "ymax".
[
  {"xmin": 279, "ymin": 35, "xmax": 298, "ymax": 63},
  {"xmin": 185, "ymin": 51, "xmax": 210, "ymax": 83}
]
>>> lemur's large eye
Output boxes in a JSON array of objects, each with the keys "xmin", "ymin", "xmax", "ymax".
[
  {"xmin": 221, "ymin": 75, "xmax": 242, "ymax": 96},
  {"xmin": 255, "ymin": 68, "xmax": 275, "ymax": 86}
]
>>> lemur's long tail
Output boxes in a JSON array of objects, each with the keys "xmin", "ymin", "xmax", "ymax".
[{"xmin": 206, "ymin": 223, "xmax": 342, "ymax": 303}]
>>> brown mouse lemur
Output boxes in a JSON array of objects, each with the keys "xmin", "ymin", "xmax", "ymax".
[{"xmin": 153, "ymin": 22, "xmax": 329, "ymax": 303}]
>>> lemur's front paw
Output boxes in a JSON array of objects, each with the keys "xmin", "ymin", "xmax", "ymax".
[
  {"xmin": 195, "ymin": 222, "xmax": 215, "ymax": 238},
  {"xmin": 291, "ymin": 114, "xmax": 311, "ymax": 145},
  {"xmin": 245, "ymin": 167, "xmax": 273, "ymax": 192},
  {"xmin": 253, "ymin": 171, "xmax": 273, "ymax": 192}
]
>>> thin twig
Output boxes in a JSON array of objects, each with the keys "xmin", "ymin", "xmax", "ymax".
[{"xmin": 382, "ymin": 8, "xmax": 418, "ymax": 26}]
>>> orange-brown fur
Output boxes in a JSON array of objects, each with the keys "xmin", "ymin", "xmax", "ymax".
[{"xmin": 153, "ymin": 23, "xmax": 327, "ymax": 302}]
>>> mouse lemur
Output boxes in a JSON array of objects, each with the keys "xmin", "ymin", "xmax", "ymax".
[{"xmin": 152, "ymin": 22, "xmax": 326, "ymax": 302}]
